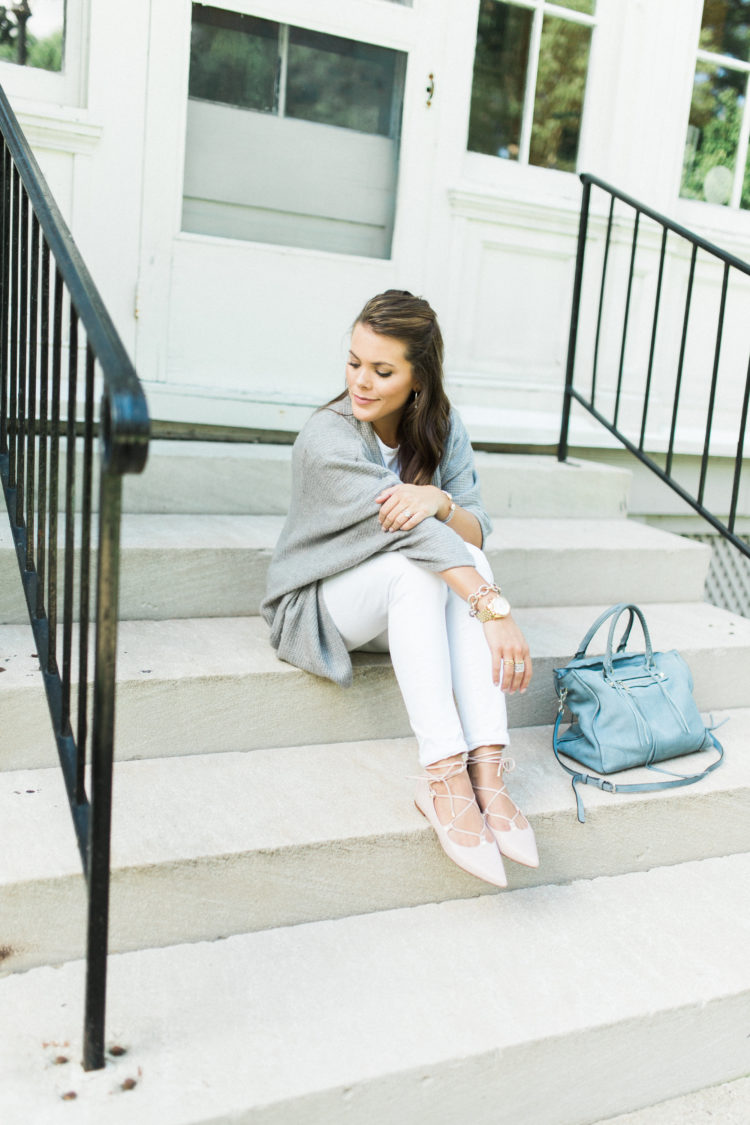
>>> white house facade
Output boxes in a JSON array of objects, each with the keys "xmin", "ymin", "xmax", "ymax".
[{"xmin": 3, "ymin": 0, "xmax": 750, "ymax": 459}]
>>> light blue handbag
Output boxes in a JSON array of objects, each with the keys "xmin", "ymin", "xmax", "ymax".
[{"xmin": 553, "ymin": 603, "xmax": 723, "ymax": 822}]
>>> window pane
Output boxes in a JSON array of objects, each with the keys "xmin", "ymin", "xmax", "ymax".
[
  {"xmin": 188, "ymin": 4, "xmax": 278, "ymax": 112},
  {"xmin": 286, "ymin": 28, "xmax": 403, "ymax": 137},
  {"xmin": 743, "ymin": 142, "xmax": 750, "ymax": 206},
  {"xmin": 700, "ymin": 0, "xmax": 750, "ymax": 63},
  {"xmin": 553, "ymin": 0, "xmax": 596, "ymax": 14},
  {"xmin": 184, "ymin": 21, "xmax": 405, "ymax": 257},
  {"xmin": 530, "ymin": 14, "xmax": 591, "ymax": 171},
  {"xmin": 0, "ymin": 0, "xmax": 64, "ymax": 72},
  {"xmin": 681, "ymin": 62, "xmax": 745, "ymax": 204},
  {"xmin": 467, "ymin": 1, "xmax": 532, "ymax": 159}
]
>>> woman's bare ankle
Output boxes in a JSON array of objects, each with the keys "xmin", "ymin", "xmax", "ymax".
[
  {"xmin": 425, "ymin": 754, "xmax": 489, "ymax": 845},
  {"xmin": 467, "ymin": 746, "xmax": 528, "ymax": 832}
]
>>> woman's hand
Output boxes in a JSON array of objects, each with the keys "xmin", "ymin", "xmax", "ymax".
[
  {"xmin": 481, "ymin": 615, "xmax": 532, "ymax": 693},
  {"xmin": 375, "ymin": 483, "xmax": 448, "ymax": 531}
]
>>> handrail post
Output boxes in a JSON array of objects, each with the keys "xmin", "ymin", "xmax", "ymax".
[
  {"xmin": 559, "ymin": 175, "xmax": 591, "ymax": 462},
  {"xmin": 83, "ymin": 460, "xmax": 123, "ymax": 1071}
]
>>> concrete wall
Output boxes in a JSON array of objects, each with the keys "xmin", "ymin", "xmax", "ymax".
[{"xmin": 2, "ymin": 0, "xmax": 749, "ymax": 468}]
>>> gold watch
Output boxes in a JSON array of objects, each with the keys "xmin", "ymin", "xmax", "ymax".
[
  {"xmin": 476, "ymin": 593, "xmax": 511, "ymax": 622},
  {"xmin": 468, "ymin": 583, "xmax": 511, "ymax": 621}
]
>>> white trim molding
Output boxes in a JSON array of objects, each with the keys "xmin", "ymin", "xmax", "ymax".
[{"xmin": 15, "ymin": 107, "xmax": 102, "ymax": 155}]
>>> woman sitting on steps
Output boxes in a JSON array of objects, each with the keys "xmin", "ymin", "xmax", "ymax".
[{"xmin": 261, "ymin": 289, "xmax": 538, "ymax": 887}]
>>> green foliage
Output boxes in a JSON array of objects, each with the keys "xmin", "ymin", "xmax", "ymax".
[
  {"xmin": 188, "ymin": 17, "xmax": 401, "ymax": 137},
  {"xmin": 467, "ymin": 2, "xmax": 530, "ymax": 158},
  {"xmin": 27, "ymin": 28, "xmax": 63, "ymax": 72},
  {"xmin": 682, "ymin": 85, "xmax": 741, "ymax": 200},
  {"xmin": 682, "ymin": 11, "xmax": 750, "ymax": 208},
  {"xmin": 189, "ymin": 23, "xmax": 277, "ymax": 111},
  {"xmin": 0, "ymin": 29, "xmax": 63, "ymax": 72},
  {"xmin": 699, "ymin": 1, "xmax": 750, "ymax": 62},
  {"xmin": 285, "ymin": 37, "xmax": 398, "ymax": 136},
  {"xmin": 467, "ymin": 1, "xmax": 590, "ymax": 169},
  {"xmin": 531, "ymin": 15, "xmax": 591, "ymax": 171},
  {"xmin": 555, "ymin": 0, "xmax": 595, "ymax": 12},
  {"xmin": 680, "ymin": 54, "xmax": 749, "ymax": 205}
]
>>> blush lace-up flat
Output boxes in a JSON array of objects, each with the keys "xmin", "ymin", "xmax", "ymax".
[
  {"xmin": 413, "ymin": 758, "xmax": 508, "ymax": 888},
  {"xmin": 467, "ymin": 751, "xmax": 539, "ymax": 869}
]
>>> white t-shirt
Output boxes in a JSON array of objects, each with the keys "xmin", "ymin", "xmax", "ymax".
[{"xmin": 375, "ymin": 433, "xmax": 401, "ymax": 476}]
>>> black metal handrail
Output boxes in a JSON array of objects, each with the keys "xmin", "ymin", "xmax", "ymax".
[
  {"xmin": 0, "ymin": 86, "xmax": 149, "ymax": 1069},
  {"xmin": 559, "ymin": 173, "xmax": 750, "ymax": 560}
]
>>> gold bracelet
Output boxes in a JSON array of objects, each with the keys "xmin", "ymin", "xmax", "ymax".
[{"xmin": 468, "ymin": 583, "xmax": 501, "ymax": 616}]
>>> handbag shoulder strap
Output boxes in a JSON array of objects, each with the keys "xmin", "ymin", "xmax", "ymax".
[{"xmin": 552, "ymin": 712, "xmax": 724, "ymax": 823}]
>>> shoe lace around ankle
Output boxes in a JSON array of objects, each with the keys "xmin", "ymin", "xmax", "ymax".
[
  {"xmin": 411, "ymin": 757, "xmax": 488, "ymax": 843},
  {"xmin": 467, "ymin": 752, "xmax": 517, "ymax": 778}
]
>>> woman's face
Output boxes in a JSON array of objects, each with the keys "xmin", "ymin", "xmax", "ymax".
[{"xmin": 346, "ymin": 322, "xmax": 420, "ymax": 445}]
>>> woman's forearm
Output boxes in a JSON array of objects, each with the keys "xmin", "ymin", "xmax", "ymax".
[
  {"xmin": 438, "ymin": 565, "xmax": 489, "ymax": 601},
  {"xmin": 376, "ymin": 482, "xmax": 483, "ymax": 545},
  {"xmin": 443, "ymin": 505, "xmax": 482, "ymax": 547},
  {"xmin": 438, "ymin": 564, "xmax": 531, "ymax": 691}
]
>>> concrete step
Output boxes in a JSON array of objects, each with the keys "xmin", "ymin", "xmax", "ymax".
[
  {"xmin": 52, "ymin": 441, "xmax": 631, "ymax": 517},
  {"xmin": 0, "ymin": 515, "xmax": 711, "ymax": 624},
  {"xmin": 121, "ymin": 442, "xmax": 632, "ymax": 518},
  {"xmin": 1, "ymin": 853, "xmax": 749, "ymax": 1124},
  {"xmin": 2, "ymin": 602, "xmax": 748, "ymax": 770},
  {"xmin": 2, "ymin": 709, "xmax": 746, "ymax": 974},
  {"xmin": 593, "ymin": 1075, "xmax": 750, "ymax": 1124}
]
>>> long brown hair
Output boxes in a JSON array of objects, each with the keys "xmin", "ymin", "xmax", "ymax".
[{"xmin": 334, "ymin": 290, "xmax": 452, "ymax": 485}]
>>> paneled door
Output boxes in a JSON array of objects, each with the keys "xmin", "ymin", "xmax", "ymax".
[{"xmin": 136, "ymin": 0, "xmax": 452, "ymax": 431}]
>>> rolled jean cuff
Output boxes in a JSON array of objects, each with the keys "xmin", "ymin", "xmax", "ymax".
[
  {"xmin": 465, "ymin": 730, "xmax": 511, "ymax": 753},
  {"xmin": 417, "ymin": 733, "xmax": 469, "ymax": 768}
]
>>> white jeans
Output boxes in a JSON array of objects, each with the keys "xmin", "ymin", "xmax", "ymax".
[{"xmin": 320, "ymin": 543, "xmax": 510, "ymax": 767}]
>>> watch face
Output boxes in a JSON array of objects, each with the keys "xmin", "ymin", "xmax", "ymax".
[{"xmin": 490, "ymin": 595, "xmax": 511, "ymax": 618}]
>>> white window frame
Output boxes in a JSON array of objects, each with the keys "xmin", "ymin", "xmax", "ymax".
[
  {"xmin": 467, "ymin": 0, "xmax": 598, "ymax": 169},
  {"xmin": 0, "ymin": 0, "xmax": 89, "ymax": 108}
]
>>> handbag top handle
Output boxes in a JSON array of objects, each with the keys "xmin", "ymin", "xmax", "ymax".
[
  {"xmin": 574, "ymin": 602, "xmax": 634, "ymax": 659},
  {"xmin": 603, "ymin": 604, "xmax": 654, "ymax": 676},
  {"xmin": 573, "ymin": 602, "xmax": 655, "ymax": 676}
]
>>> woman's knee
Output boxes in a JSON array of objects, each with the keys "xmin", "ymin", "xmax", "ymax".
[
  {"xmin": 334, "ymin": 551, "xmax": 445, "ymax": 604},
  {"xmin": 382, "ymin": 552, "xmax": 447, "ymax": 605}
]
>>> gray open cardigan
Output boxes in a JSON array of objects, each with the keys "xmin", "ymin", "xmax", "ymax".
[{"xmin": 261, "ymin": 397, "xmax": 492, "ymax": 686}]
